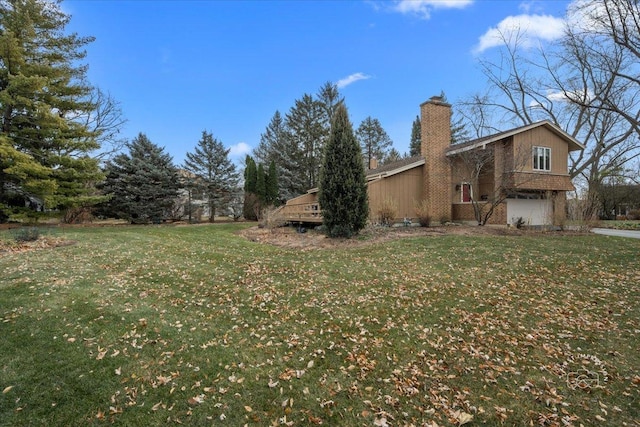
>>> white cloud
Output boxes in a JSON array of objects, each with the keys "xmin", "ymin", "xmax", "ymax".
[
  {"xmin": 529, "ymin": 89, "xmax": 594, "ymax": 107},
  {"xmin": 228, "ymin": 142, "xmax": 251, "ymax": 159},
  {"xmin": 518, "ymin": 2, "xmax": 533, "ymax": 13},
  {"xmin": 393, "ymin": 0, "xmax": 473, "ymax": 19},
  {"xmin": 474, "ymin": 13, "xmax": 565, "ymax": 53},
  {"xmin": 518, "ymin": 1, "xmax": 547, "ymax": 14},
  {"xmin": 565, "ymin": 0, "xmax": 614, "ymax": 34},
  {"xmin": 336, "ymin": 72, "xmax": 372, "ymax": 89}
]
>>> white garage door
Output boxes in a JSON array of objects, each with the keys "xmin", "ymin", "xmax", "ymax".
[{"xmin": 507, "ymin": 199, "xmax": 552, "ymax": 226}]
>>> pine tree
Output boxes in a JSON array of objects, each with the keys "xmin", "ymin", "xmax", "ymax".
[
  {"xmin": 438, "ymin": 92, "xmax": 469, "ymax": 145},
  {"xmin": 356, "ymin": 116, "xmax": 393, "ymax": 167},
  {"xmin": 253, "ymin": 83, "xmax": 344, "ymax": 201},
  {"xmin": 0, "ymin": 135, "xmax": 55, "ymax": 221},
  {"xmin": 383, "ymin": 148, "xmax": 403, "ymax": 165},
  {"xmin": 450, "ymin": 114, "xmax": 470, "ymax": 145},
  {"xmin": 183, "ymin": 130, "xmax": 239, "ymax": 222},
  {"xmin": 254, "ymin": 111, "xmax": 285, "ymax": 166},
  {"xmin": 317, "ymin": 81, "xmax": 344, "ymax": 129},
  {"xmin": 254, "ymin": 111, "xmax": 302, "ymax": 200},
  {"xmin": 285, "ymin": 94, "xmax": 325, "ymax": 191},
  {"xmin": 101, "ymin": 133, "xmax": 179, "ymax": 224},
  {"xmin": 0, "ymin": 0, "xmax": 106, "ymax": 219},
  {"xmin": 409, "ymin": 116, "xmax": 422, "ymax": 156},
  {"xmin": 318, "ymin": 104, "xmax": 368, "ymax": 238}
]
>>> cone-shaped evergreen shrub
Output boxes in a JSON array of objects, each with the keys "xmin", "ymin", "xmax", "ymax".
[{"xmin": 318, "ymin": 104, "xmax": 369, "ymax": 237}]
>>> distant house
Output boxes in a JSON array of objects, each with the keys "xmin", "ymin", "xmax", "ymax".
[{"xmin": 279, "ymin": 96, "xmax": 584, "ymax": 226}]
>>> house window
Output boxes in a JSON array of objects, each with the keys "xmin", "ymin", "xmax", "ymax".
[
  {"xmin": 461, "ymin": 183, "xmax": 472, "ymax": 203},
  {"xmin": 533, "ymin": 146, "xmax": 551, "ymax": 171}
]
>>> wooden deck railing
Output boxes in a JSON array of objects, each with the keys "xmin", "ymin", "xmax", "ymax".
[{"xmin": 276, "ymin": 202, "xmax": 323, "ymax": 223}]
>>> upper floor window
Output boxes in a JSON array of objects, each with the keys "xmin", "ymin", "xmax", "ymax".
[{"xmin": 533, "ymin": 146, "xmax": 551, "ymax": 171}]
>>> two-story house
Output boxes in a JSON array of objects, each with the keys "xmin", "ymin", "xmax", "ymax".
[{"xmin": 279, "ymin": 95, "xmax": 584, "ymax": 226}]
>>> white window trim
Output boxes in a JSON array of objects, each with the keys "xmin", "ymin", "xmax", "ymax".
[{"xmin": 533, "ymin": 146, "xmax": 551, "ymax": 171}]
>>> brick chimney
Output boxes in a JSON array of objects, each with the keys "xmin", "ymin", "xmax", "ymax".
[
  {"xmin": 420, "ymin": 95, "xmax": 452, "ymax": 222},
  {"xmin": 369, "ymin": 157, "xmax": 378, "ymax": 170}
]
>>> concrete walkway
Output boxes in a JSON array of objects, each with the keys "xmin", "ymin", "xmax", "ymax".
[{"xmin": 591, "ymin": 228, "xmax": 640, "ymax": 239}]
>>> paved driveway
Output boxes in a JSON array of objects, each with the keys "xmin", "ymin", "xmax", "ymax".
[{"xmin": 591, "ymin": 228, "xmax": 640, "ymax": 239}]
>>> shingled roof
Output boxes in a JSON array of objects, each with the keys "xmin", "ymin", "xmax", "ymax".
[{"xmin": 366, "ymin": 155, "xmax": 425, "ymax": 178}]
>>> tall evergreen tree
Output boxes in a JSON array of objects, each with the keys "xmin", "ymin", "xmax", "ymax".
[
  {"xmin": 101, "ymin": 133, "xmax": 179, "ymax": 224},
  {"xmin": 383, "ymin": 148, "xmax": 403, "ymax": 165},
  {"xmin": 0, "ymin": 0, "xmax": 106, "ymax": 219},
  {"xmin": 0, "ymin": 135, "xmax": 55, "ymax": 221},
  {"xmin": 356, "ymin": 116, "xmax": 393, "ymax": 167},
  {"xmin": 254, "ymin": 111, "xmax": 285, "ymax": 166},
  {"xmin": 183, "ymin": 130, "xmax": 239, "ymax": 222},
  {"xmin": 285, "ymin": 94, "xmax": 325, "ymax": 192},
  {"xmin": 265, "ymin": 160, "xmax": 279, "ymax": 205},
  {"xmin": 244, "ymin": 156, "xmax": 257, "ymax": 193},
  {"xmin": 318, "ymin": 104, "xmax": 368, "ymax": 238},
  {"xmin": 438, "ymin": 92, "xmax": 469, "ymax": 145},
  {"xmin": 450, "ymin": 114, "xmax": 470, "ymax": 145},
  {"xmin": 409, "ymin": 115, "xmax": 422, "ymax": 157},
  {"xmin": 317, "ymin": 81, "xmax": 344, "ymax": 129},
  {"xmin": 256, "ymin": 163, "xmax": 266, "ymax": 203},
  {"xmin": 254, "ymin": 110, "xmax": 302, "ymax": 200},
  {"xmin": 243, "ymin": 155, "xmax": 259, "ymax": 220},
  {"xmin": 255, "ymin": 83, "xmax": 343, "ymax": 201}
]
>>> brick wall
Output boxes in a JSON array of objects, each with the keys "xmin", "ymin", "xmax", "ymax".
[
  {"xmin": 452, "ymin": 203, "xmax": 475, "ymax": 222},
  {"xmin": 421, "ymin": 96, "xmax": 452, "ymax": 222},
  {"xmin": 452, "ymin": 202, "xmax": 507, "ymax": 224}
]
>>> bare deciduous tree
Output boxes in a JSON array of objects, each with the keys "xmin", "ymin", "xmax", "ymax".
[
  {"xmin": 458, "ymin": 7, "xmax": 640, "ymax": 219},
  {"xmin": 449, "ymin": 141, "xmax": 531, "ymax": 225},
  {"xmin": 564, "ymin": 0, "xmax": 639, "ymax": 134}
]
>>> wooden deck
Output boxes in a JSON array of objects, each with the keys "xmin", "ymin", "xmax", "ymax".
[{"xmin": 276, "ymin": 202, "xmax": 323, "ymax": 224}]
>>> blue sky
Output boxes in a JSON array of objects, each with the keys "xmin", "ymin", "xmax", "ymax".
[{"xmin": 64, "ymin": 0, "xmax": 573, "ymax": 165}]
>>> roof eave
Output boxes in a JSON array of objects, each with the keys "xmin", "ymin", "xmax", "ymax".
[{"xmin": 446, "ymin": 120, "xmax": 586, "ymax": 156}]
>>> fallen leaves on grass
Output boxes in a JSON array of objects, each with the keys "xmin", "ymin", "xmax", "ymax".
[
  {"xmin": 3, "ymin": 225, "xmax": 638, "ymax": 426},
  {"xmin": 0, "ymin": 236, "xmax": 75, "ymax": 254}
]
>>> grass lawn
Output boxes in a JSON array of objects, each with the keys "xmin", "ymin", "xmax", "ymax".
[
  {"xmin": 1, "ymin": 224, "xmax": 638, "ymax": 426},
  {"xmin": 598, "ymin": 220, "xmax": 640, "ymax": 231}
]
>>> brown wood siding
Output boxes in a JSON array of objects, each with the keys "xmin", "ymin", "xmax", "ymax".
[
  {"xmin": 368, "ymin": 166, "xmax": 424, "ymax": 221},
  {"xmin": 513, "ymin": 127, "xmax": 569, "ymax": 175},
  {"xmin": 512, "ymin": 172, "xmax": 575, "ymax": 191}
]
